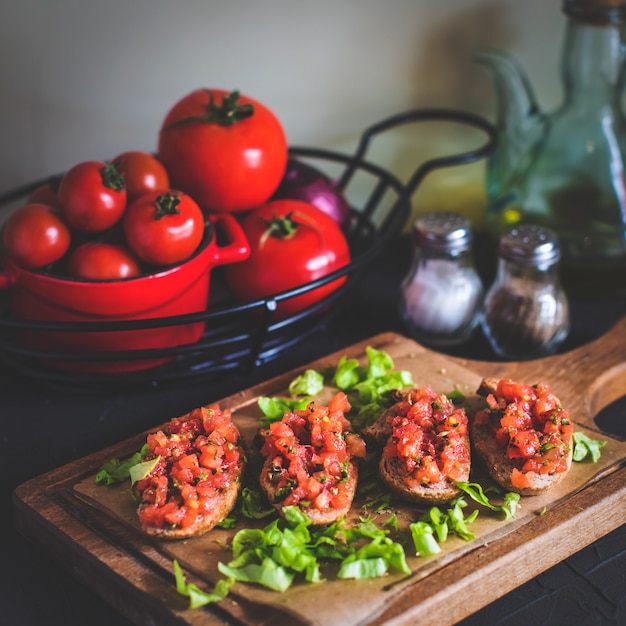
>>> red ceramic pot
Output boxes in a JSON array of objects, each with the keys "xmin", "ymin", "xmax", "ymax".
[{"xmin": 0, "ymin": 213, "xmax": 250, "ymax": 373}]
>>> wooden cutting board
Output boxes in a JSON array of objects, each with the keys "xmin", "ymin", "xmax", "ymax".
[{"xmin": 13, "ymin": 318, "xmax": 626, "ymax": 626}]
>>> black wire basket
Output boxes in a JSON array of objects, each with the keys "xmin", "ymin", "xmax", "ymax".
[{"xmin": 0, "ymin": 109, "xmax": 496, "ymax": 391}]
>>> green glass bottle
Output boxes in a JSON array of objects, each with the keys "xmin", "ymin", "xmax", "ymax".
[{"xmin": 477, "ymin": 0, "xmax": 626, "ymax": 297}]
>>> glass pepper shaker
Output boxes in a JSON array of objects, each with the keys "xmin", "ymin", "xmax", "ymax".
[
  {"xmin": 481, "ymin": 224, "xmax": 570, "ymax": 360},
  {"xmin": 399, "ymin": 211, "xmax": 484, "ymax": 347}
]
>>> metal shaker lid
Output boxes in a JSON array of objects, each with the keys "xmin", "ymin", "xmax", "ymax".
[
  {"xmin": 499, "ymin": 224, "xmax": 562, "ymax": 268},
  {"xmin": 413, "ymin": 211, "xmax": 473, "ymax": 254},
  {"xmin": 563, "ymin": 0, "xmax": 626, "ymax": 25}
]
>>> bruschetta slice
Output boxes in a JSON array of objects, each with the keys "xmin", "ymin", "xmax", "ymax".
[
  {"xmin": 258, "ymin": 392, "xmax": 366, "ymax": 525},
  {"xmin": 133, "ymin": 404, "xmax": 245, "ymax": 539},
  {"xmin": 472, "ymin": 378, "xmax": 574, "ymax": 495},
  {"xmin": 361, "ymin": 388, "xmax": 423, "ymax": 446},
  {"xmin": 377, "ymin": 386, "xmax": 471, "ymax": 504}
]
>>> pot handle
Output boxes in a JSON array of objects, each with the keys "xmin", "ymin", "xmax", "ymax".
[{"xmin": 208, "ymin": 213, "xmax": 251, "ymax": 267}]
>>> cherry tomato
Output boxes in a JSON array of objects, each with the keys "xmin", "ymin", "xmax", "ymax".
[
  {"xmin": 57, "ymin": 160, "xmax": 127, "ymax": 233},
  {"xmin": 66, "ymin": 242, "xmax": 142, "ymax": 280},
  {"xmin": 225, "ymin": 199, "xmax": 351, "ymax": 317},
  {"xmin": 123, "ymin": 190, "xmax": 205, "ymax": 266},
  {"xmin": 2, "ymin": 203, "xmax": 71, "ymax": 269},
  {"xmin": 111, "ymin": 150, "xmax": 170, "ymax": 203},
  {"xmin": 158, "ymin": 89, "xmax": 288, "ymax": 212}
]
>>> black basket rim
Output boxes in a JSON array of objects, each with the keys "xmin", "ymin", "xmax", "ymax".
[{"xmin": 0, "ymin": 108, "xmax": 497, "ymax": 389}]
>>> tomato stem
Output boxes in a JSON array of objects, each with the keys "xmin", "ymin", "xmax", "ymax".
[
  {"xmin": 163, "ymin": 90, "xmax": 254, "ymax": 130},
  {"xmin": 154, "ymin": 192, "xmax": 182, "ymax": 220},
  {"xmin": 259, "ymin": 210, "xmax": 324, "ymax": 249},
  {"xmin": 101, "ymin": 162, "xmax": 125, "ymax": 191},
  {"xmin": 262, "ymin": 212, "xmax": 300, "ymax": 238}
]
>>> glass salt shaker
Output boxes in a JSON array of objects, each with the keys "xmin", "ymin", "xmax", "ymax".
[
  {"xmin": 399, "ymin": 211, "xmax": 484, "ymax": 347},
  {"xmin": 481, "ymin": 224, "xmax": 570, "ymax": 360}
]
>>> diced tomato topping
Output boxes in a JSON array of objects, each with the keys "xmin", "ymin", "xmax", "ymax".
[
  {"xmin": 497, "ymin": 378, "xmax": 537, "ymax": 404},
  {"xmin": 328, "ymin": 391, "xmax": 351, "ymax": 414},
  {"xmin": 163, "ymin": 503, "xmax": 188, "ymax": 527},
  {"xmin": 199, "ymin": 443, "xmax": 225, "ymax": 469},
  {"xmin": 323, "ymin": 430, "xmax": 346, "ymax": 453},
  {"xmin": 500, "ymin": 402, "xmax": 533, "ymax": 431},
  {"xmin": 345, "ymin": 433, "xmax": 367, "ymax": 458},
  {"xmin": 494, "ymin": 427, "xmax": 510, "ymax": 447},
  {"xmin": 535, "ymin": 393, "xmax": 558, "ymax": 418},
  {"xmin": 440, "ymin": 440, "xmax": 470, "ymax": 481},
  {"xmin": 485, "ymin": 393, "xmax": 505, "ymax": 411},
  {"xmin": 404, "ymin": 455, "xmax": 444, "ymax": 488},
  {"xmin": 384, "ymin": 387, "xmax": 470, "ymax": 486},
  {"xmin": 260, "ymin": 392, "xmax": 363, "ymax": 515},
  {"xmin": 313, "ymin": 489, "xmax": 333, "ymax": 511},
  {"xmin": 330, "ymin": 489, "xmax": 352, "ymax": 512},
  {"xmin": 511, "ymin": 468, "xmax": 534, "ymax": 490},
  {"xmin": 481, "ymin": 379, "xmax": 573, "ymax": 486},
  {"xmin": 134, "ymin": 403, "xmax": 243, "ymax": 531},
  {"xmin": 508, "ymin": 429, "xmax": 541, "ymax": 458}
]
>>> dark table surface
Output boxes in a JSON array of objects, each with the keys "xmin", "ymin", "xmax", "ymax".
[{"xmin": 2, "ymin": 235, "xmax": 625, "ymax": 626}]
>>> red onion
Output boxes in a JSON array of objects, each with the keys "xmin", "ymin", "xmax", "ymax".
[{"xmin": 273, "ymin": 158, "xmax": 351, "ymax": 227}]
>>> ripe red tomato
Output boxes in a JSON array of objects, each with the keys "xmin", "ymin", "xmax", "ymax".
[
  {"xmin": 225, "ymin": 199, "xmax": 351, "ymax": 317},
  {"xmin": 57, "ymin": 160, "xmax": 127, "ymax": 233},
  {"xmin": 123, "ymin": 190, "xmax": 205, "ymax": 266},
  {"xmin": 111, "ymin": 150, "xmax": 170, "ymax": 203},
  {"xmin": 157, "ymin": 89, "xmax": 288, "ymax": 212},
  {"xmin": 2, "ymin": 203, "xmax": 71, "ymax": 269},
  {"xmin": 66, "ymin": 242, "xmax": 142, "ymax": 280}
]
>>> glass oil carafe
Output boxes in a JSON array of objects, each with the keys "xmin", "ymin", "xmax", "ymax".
[{"xmin": 476, "ymin": 0, "xmax": 626, "ymax": 297}]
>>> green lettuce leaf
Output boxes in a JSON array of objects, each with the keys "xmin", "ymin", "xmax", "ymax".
[
  {"xmin": 455, "ymin": 481, "xmax": 520, "ymax": 520},
  {"xmin": 95, "ymin": 444, "xmax": 149, "ymax": 485},
  {"xmin": 129, "ymin": 455, "xmax": 161, "ymax": 487},
  {"xmin": 288, "ymin": 368, "xmax": 325, "ymax": 397},
  {"xmin": 257, "ymin": 396, "xmax": 311, "ymax": 427},
  {"xmin": 573, "ymin": 431, "xmax": 607, "ymax": 463},
  {"xmin": 409, "ymin": 521, "xmax": 442, "ymax": 557},
  {"xmin": 173, "ymin": 559, "xmax": 234, "ymax": 609}
]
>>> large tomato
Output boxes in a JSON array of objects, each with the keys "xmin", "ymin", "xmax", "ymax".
[
  {"xmin": 111, "ymin": 150, "xmax": 170, "ymax": 203},
  {"xmin": 2, "ymin": 203, "xmax": 71, "ymax": 269},
  {"xmin": 57, "ymin": 160, "xmax": 127, "ymax": 233},
  {"xmin": 157, "ymin": 89, "xmax": 288, "ymax": 212},
  {"xmin": 225, "ymin": 199, "xmax": 351, "ymax": 317},
  {"xmin": 123, "ymin": 190, "xmax": 205, "ymax": 266},
  {"xmin": 66, "ymin": 242, "xmax": 142, "ymax": 280}
]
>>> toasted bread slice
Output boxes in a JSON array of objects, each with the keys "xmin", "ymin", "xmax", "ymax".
[
  {"xmin": 134, "ymin": 404, "xmax": 245, "ymax": 539},
  {"xmin": 379, "ymin": 455, "xmax": 466, "ymax": 504},
  {"xmin": 377, "ymin": 386, "xmax": 471, "ymax": 505},
  {"xmin": 139, "ymin": 457, "xmax": 244, "ymax": 539},
  {"xmin": 471, "ymin": 378, "xmax": 573, "ymax": 496},
  {"xmin": 258, "ymin": 392, "xmax": 365, "ymax": 525}
]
